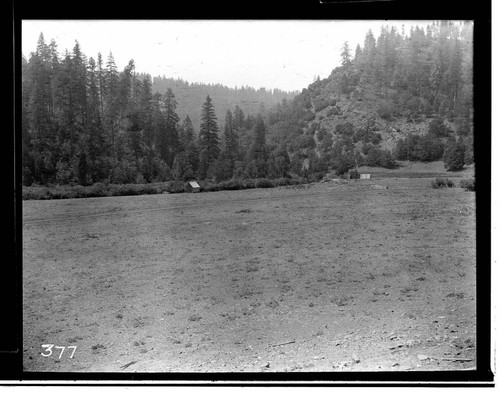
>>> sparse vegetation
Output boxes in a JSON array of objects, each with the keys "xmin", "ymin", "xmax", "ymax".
[
  {"xmin": 431, "ymin": 177, "xmax": 455, "ymax": 189},
  {"xmin": 460, "ymin": 178, "xmax": 475, "ymax": 192}
]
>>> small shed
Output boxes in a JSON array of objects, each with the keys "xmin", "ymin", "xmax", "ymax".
[
  {"xmin": 186, "ymin": 181, "xmax": 200, "ymax": 193},
  {"xmin": 360, "ymin": 173, "xmax": 371, "ymax": 180}
]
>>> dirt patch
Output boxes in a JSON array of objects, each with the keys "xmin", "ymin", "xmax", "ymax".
[{"xmin": 23, "ymin": 178, "xmax": 476, "ymax": 372}]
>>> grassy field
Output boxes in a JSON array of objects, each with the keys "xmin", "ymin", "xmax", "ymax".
[{"xmin": 22, "ymin": 175, "xmax": 476, "ymax": 372}]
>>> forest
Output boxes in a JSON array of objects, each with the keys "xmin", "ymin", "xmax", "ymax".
[
  {"xmin": 21, "ymin": 21, "xmax": 473, "ymax": 188},
  {"xmin": 152, "ymin": 76, "xmax": 297, "ymax": 131}
]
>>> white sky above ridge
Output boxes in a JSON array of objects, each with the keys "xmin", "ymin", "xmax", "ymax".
[{"xmin": 22, "ymin": 20, "xmax": 438, "ymax": 92}]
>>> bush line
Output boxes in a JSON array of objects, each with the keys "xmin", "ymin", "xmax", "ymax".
[{"xmin": 22, "ymin": 177, "xmax": 311, "ymax": 200}]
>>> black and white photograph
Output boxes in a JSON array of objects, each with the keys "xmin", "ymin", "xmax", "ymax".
[{"xmin": 19, "ymin": 18, "xmax": 483, "ymax": 377}]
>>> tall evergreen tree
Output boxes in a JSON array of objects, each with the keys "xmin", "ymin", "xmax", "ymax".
[
  {"xmin": 340, "ymin": 41, "xmax": 352, "ymax": 68},
  {"xmin": 158, "ymin": 88, "xmax": 180, "ymax": 166},
  {"xmin": 233, "ymin": 105, "xmax": 245, "ymax": 130},
  {"xmin": 179, "ymin": 115, "xmax": 195, "ymax": 150},
  {"xmin": 198, "ymin": 95, "xmax": 220, "ymax": 179},
  {"xmin": 223, "ymin": 110, "xmax": 239, "ymax": 156},
  {"xmin": 249, "ymin": 114, "xmax": 268, "ymax": 177}
]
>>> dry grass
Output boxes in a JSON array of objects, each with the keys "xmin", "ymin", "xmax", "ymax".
[{"xmin": 23, "ymin": 177, "xmax": 476, "ymax": 372}]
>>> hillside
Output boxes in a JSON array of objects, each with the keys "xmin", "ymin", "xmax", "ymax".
[
  {"xmin": 152, "ymin": 76, "xmax": 298, "ymax": 131},
  {"xmin": 265, "ymin": 21, "xmax": 474, "ymax": 177}
]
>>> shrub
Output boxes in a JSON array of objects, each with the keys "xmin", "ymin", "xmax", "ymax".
[
  {"xmin": 48, "ymin": 186, "xmax": 75, "ymax": 199},
  {"xmin": 377, "ymin": 101, "xmax": 397, "ymax": 120},
  {"xmin": 23, "ymin": 186, "xmax": 50, "ymax": 200},
  {"xmin": 309, "ymin": 171, "xmax": 327, "ymax": 182},
  {"xmin": 85, "ymin": 182, "xmax": 109, "ymax": 197},
  {"xmin": 274, "ymin": 177, "xmax": 291, "ymax": 187},
  {"xmin": 334, "ymin": 122, "xmax": 355, "ymax": 136},
  {"xmin": 161, "ymin": 181, "xmax": 185, "ymax": 194},
  {"xmin": 108, "ymin": 184, "xmax": 144, "ymax": 196},
  {"xmin": 254, "ymin": 178, "xmax": 274, "ymax": 188},
  {"xmin": 460, "ymin": 178, "xmax": 475, "ymax": 191},
  {"xmin": 241, "ymin": 179, "xmax": 256, "ymax": 189},
  {"xmin": 326, "ymin": 106, "xmax": 340, "ymax": 117},
  {"xmin": 443, "ymin": 139, "xmax": 466, "ymax": 171},
  {"xmin": 218, "ymin": 179, "xmax": 244, "ymax": 190},
  {"xmin": 428, "ymin": 118, "xmax": 450, "ymax": 138},
  {"xmin": 302, "ymin": 110, "xmax": 315, "ymax": 122},
  {"xmin": 431, "ymin": 178, "xmax": 454, "ymax": 189},
  {"xmin": 70, "ymin": 185, "xmax": 86, "ymax": 198},
  {"xmin": 364, "ymin": 146, "xmax": 396, "ymax": 169},
  {"xmin": 431, "ymin": 178, "xmax": 445, "ymax": 188},
  {"xmin": 312, "ymin": 97, "xmax": 329, "ymax": 112},
  {"xmin": 395, "ymin": 134, "xmax": 444, "ymax": 162}
]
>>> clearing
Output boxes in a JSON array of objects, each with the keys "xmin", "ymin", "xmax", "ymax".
[{"xmin": 23, "ymin": 175, "xmax": 476, "ymax": 372}]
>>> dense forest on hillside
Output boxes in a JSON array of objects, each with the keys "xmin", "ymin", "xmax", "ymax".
[
  {"xmin": 152, "ymin": 76, "xmax": 297, "ymax": 131},
  {"xmin": 264, "ymin": 20, "xmax": 474, "ymax": 177},
  {"xmin": 21, "ymin": 21, "xmax": 473, "ymax": 188}
]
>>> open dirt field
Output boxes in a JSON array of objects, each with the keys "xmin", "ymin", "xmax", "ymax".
[{"xmin": 23, "ymin": 176, "xmax": 476, "ymax": 373}]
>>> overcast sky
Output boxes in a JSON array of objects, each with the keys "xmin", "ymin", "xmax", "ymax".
[{"xmin": 22, "ymin": 20, "xmax": 434, "ymax": 92}]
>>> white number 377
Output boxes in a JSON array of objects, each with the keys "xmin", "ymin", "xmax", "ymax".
[{"xmin": 41, "ymin": 344, "xmax": 77, "ymax": 359}]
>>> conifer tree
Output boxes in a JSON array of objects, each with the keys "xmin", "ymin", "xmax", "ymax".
[
  {"xmin": 158, "ymin": 88, "xmax": 180, "ymax": 166},
  {"xmin": 340, "ymin": 41, "xmax": 352, "ymax": 68},
  {"xmin": 249, "ymin": 114, "xmax": 268, "ymax": 178},
  {"xmin": 223, "ymin": 110, "xmax": 239, "ymax": 157},
  {"xmin": 179, "ymin": 115, "xmax": 195, "ymax": 150},
  {"xmin": 198, "ymin": 95, "xmax": 220, "ymax": 179}
]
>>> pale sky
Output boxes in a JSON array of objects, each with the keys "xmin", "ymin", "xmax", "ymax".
[{"xmin": 21, "ymin": 20, "xmax": 434, "ymax": 92}]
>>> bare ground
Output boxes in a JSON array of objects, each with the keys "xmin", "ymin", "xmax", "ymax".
[{"xmin": 22, "ymin": 177, "xmax": 476, "ymax": 373}]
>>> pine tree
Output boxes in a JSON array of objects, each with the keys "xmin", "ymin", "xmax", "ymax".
[
  {"xmin": 340, "ymin": 41, "xmax": 352, "ymax": 68},
  {"xmin": 157, "ymin": 88, "xmax": 180, "ymax": 166},
  {"xmin": 172, "ymin": 151, "xmax": 194, "ymax": 181},
  {"xmin": 138, "ymin": 75, "xmax": 154, "ymax": 150},
  {"xmin": 223, "ymin": 110, "xmax": 239, "ymax": 157},
  {"xmin": 96, "ymin": 52, "xmax": 106, "ymax": 119},
  {"xmin": 104, "ymin": 52, "xmax": 120, "ymax": 150},
  {"xmin": 179, "ymin": 115, "xmax": 195, "ymax": 150},
  {"xmin": 198, "ymin": 95, "xmax": 220, "ymax": 179},
  {"xmin": 249, "ymin": 115, "xmax": 268, "ymax": 178},
  {"xmin": 274, "ymin": 145, "xmax": 290, "ymax": 178},
  {"xmin": 233, "ymin": 105, "xmax": 245, "ymax": 130},
  {"xmin": 360, "ymin": 30, "xmax": 376, "ymax": 83},
  {"xmin": 443, "ymin": 138, "xmax": 465, "ymax": 171}
]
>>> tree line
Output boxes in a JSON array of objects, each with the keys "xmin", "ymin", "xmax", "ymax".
[
  {"xmin": 21, "ymin": 34, "xmax": 290, "ymax": 186},
  {"xmin": 22, "ymin": 21, "xmax": 473, "ymax": 187}
]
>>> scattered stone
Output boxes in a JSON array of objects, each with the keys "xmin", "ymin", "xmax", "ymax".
[
  {"xmin": 391, "ymin": 362, "xmax": 399, "ymax": 367},
  {"xmin": 333, "ymin": 361, "xmax": 350, "ymax": 369},
  {"xmin": 417, "ymin": 354, "xmax": 430, "ymax": 361},
  {"xmin": 352, "ymin": 353, "xmax": 361, "ymax": 363},
  {"xmin": 262, "ymin": 362, "xmax": 270, "ymax": 368}
]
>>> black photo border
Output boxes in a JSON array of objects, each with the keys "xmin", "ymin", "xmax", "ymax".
[{"xmin": 5, "ymin": 0, "xmax": 493, "ymax": 386}]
